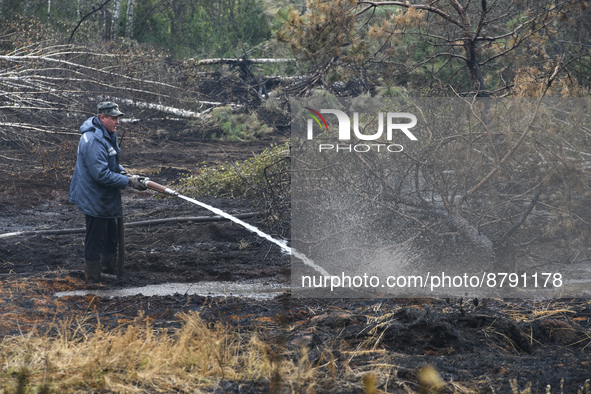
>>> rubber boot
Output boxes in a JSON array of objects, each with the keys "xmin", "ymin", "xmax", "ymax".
[
  {"xmin": 84, "ymin": 260, "xmax": 101, "ymax": 283},
  {"xmin": 101, "ymin": 253, "xmax": 118, "ymax": 275}
]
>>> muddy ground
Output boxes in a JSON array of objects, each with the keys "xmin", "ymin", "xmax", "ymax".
[{"xmin": 0, "ymin": 120, "xmax": 590, "ymax": 393}]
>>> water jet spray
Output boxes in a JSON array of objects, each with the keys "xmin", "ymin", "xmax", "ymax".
[{"xmin": 139, "ymin": 178, "xmax": 329, "ymax": 276}]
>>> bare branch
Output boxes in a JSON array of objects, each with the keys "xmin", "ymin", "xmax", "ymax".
[
  {"xmin": 357, "ymin": 1, "xmax": 463, "ymax": 27},
  {"xmin": 0, "ymin": 122, "xmax": 78, "ymax": 136},
  {"xmin": 502, "ymin": 188, "xmax": 543, "ymax": 239},
  {"xmin": 69, "ymin": 0, "xmax": 113, "ymax": 44}
]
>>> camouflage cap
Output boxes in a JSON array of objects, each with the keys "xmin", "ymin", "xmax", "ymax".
[{"xmin": 97, "ymin": 101, "xmax": 125, "ymax": 117}]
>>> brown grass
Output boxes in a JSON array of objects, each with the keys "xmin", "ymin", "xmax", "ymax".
[{"xmin": 0, "ymin": 311, "xmax": 317, "ymax": 393}]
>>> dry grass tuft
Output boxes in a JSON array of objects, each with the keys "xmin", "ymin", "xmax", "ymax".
[{"xmin": 0, "ymin": 311, "xmax": 316, "ymax": 393}]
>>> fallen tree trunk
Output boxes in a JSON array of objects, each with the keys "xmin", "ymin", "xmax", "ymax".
[
  {"xmin": 100, "ymin": 97, "xmax": 243, "ymax": 119},
  {"xmin": 187, "ymin": 58, "xmax": 295, "ymax": 66}
]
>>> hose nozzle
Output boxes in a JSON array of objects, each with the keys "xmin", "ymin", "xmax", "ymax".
[{"xmin": 139, "ymin": 178, "xmax": 179, "ymax": 196}]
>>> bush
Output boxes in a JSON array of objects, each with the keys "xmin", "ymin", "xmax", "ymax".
[
  {"xmin": 211, "ymin": 107, "xmax": 274, "ymax": 141},
  {"xmin": 180, "ymin": 142, "xmax": 289, "ymax": 199}
]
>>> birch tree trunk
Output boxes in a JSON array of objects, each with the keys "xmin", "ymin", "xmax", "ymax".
[
  {"xmin": 103, "ymin": 8, "xmax": 108, "ymax": 40},
  {"xmin": 125, "ymin": 0, "xmax": 134, "ymax": 39},
  {"xmin": 111, "ymin": 0, "xmax": 121, "ymax": 40}
]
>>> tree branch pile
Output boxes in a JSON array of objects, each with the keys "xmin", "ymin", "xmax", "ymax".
[
  {"xmin": 0, "ymin": 44, "xmax": 211, "ymax": 142},
  {"xmin": 292, "ymin": 96, "xmax": 591, "ymax": 271}
]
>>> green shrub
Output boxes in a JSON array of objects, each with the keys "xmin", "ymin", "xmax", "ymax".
[
  {"xmin": 179, "ymin": 142, "xmax": 290, "ymax": 199},
  {"xmin": 211, "ymin": 107, "xmax": 273, "ymax": 141}
]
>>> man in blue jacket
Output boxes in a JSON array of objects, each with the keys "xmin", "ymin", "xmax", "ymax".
[{"xmin": 69, "ymin": 102, "xmax": 146, "ymax": 283}]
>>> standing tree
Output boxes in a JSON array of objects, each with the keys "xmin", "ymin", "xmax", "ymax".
[
  {"xmin": 125, "ymin": 0, "xmax": 134, "ymax": 38},
  {"xmin": 110, "ymin": 0, "xmax": 121, "ymax": 40},
  {"xmin": 279, "ymin": 0, "xmax": 586, "ymax": 96}
]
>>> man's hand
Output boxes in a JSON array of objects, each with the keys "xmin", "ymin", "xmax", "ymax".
[{"xmin": 128, "ymin": 175, "xmax": 148, "ymax": 191}]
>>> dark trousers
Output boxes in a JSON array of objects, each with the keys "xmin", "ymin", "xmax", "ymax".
[{"xmin": 84, "ymin": 215, "xmax": 118, "ymax": 261}]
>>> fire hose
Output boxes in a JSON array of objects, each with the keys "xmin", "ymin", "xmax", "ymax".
[{"xmin": 0, "ymin": 213, "xmax": 257, "ymax": 238}]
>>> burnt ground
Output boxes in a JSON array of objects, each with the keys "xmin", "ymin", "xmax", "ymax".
[{"xmin": 0, "ymin": 120, "xmax": 590, "ymax": 393}]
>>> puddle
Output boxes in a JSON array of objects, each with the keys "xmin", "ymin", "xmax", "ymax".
[{"xmin": 55, "ymin": 280, "xmax": 290, "ymax": 300}]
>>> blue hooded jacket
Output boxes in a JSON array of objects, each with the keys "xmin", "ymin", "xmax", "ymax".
[{"xmin": 69, "ymin": 116, "xmax": 129, "ymax": 218}]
